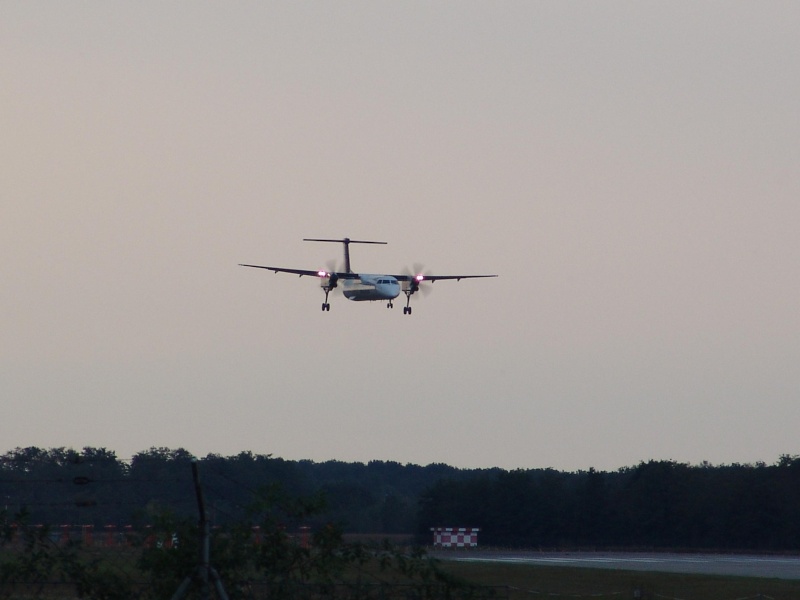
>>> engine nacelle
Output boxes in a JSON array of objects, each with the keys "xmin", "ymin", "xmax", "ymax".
[
  {"xmin": 401, "ymin": 274, "xmax": 424, "ymax": 294},
  {"xmin": 318, "ymin": 271, "xmax": 339, "ymax": 289}
]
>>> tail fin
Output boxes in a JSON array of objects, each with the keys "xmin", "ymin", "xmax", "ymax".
[{"xmin": 303, "ymin": 238, "xmax": 387, "ymax": 274}]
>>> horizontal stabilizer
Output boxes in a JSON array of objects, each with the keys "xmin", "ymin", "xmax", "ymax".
[{"xmin": 303, "ymin": 238, "xmax": 387, "ymax": 245}]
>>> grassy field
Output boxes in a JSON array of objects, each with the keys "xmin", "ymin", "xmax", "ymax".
[
  {"xmin": 437, "ymin": 558, "xmax": 800, "ymax": 600},
  {"xmin": 5, "ymin": 537, "xmax": 800, "ymax": 600}
]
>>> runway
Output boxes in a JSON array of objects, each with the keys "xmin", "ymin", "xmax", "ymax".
[{"xmin": 432, "ymin": 550, "xmax": 800, "ymax": 580}]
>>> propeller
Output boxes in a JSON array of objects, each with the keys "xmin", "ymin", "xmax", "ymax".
[
  {"xmin": 317, "ymin": 262, "xmax": 339, "ymax": 291},
  {"xmin": 402, "ymin": 264, "xmax": 432, "ymax": 297},
  {"xmin": 318, "ymin": 259, "xmax": 349, "ymax": 296},
  {"xmin": 316, "ymin": 260, "xmax": 344, "ymax": 311}
]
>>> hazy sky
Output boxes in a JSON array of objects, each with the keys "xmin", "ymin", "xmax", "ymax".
[{"xmin": 3, "ymin": 3, "xmax": 799, "ymax": 471}]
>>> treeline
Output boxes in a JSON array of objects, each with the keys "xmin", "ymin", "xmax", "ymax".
[
  {"xmin": 0, "ymin": 447, "xmax": 483, "ymax": 534},
  {"xmin": 419, "ymin": 458, "xmax": 800, "ymax": 551},
  {"xmin": 2, "ymin": 447, "xmax": 800, "ymax": 551}
]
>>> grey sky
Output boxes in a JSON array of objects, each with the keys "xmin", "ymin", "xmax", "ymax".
[{"xmin": 2, "ymin": 3, "xmax": 799, "ymax": 471}]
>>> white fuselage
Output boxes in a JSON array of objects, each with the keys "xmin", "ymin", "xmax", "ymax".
[{"xmin": 341, "ymin": 274, "xmax": 401, "ymax": 302}]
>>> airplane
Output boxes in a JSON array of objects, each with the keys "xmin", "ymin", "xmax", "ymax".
[{"xmin": 239, "ymin": 237, "xmax": 497, "ymax": 315}]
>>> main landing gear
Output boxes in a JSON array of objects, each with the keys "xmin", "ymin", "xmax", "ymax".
[
  {"xmin": 321, "ymin": 286, "xmax": 333, "ymax": 312},
  {"xmin": 402, "ymin": 291, "xmax": 414, "ymax": 315}
]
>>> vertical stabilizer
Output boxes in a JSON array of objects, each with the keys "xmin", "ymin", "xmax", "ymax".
[{"xmin": 303, "ymin": 238, "xmax": 387, "ymax": 274}]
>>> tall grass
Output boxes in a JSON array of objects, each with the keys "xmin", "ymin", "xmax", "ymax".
[{"xmin": 437, "ymin": 559, "xmax": 800, "ymax": 600}]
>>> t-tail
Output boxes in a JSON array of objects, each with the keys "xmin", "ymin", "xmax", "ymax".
[{"xmin": 303, "ymin": 237, "xmax": 387, "ymax": 274}]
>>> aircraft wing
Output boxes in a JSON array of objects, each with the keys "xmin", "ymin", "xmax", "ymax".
[
  {"xmin": 239, "ymin": 264, "xmax": 358, "ymax": 278},
  {"xmin": 391, "ymin": 274, "xmax": 498, "ymax": 282}
]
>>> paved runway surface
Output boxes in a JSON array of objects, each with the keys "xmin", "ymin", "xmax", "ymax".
[{"xmin": 433, "ymin": 550, "xmax": 800, "ymax": 580}]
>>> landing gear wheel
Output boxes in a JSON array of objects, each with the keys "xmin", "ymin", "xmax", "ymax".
[
  {"xmin": 387, "ymin": 301, "xmax": 393, "ymax": 309},
  {"xmin": 402, "ymin": 292, "xmax": 414, "ymax": 315},
  {"xmin": 321, "ymin": 286, "xmax": 333, "ymax": 312}
]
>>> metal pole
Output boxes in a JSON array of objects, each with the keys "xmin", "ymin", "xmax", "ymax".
[
  {"xmin": 192, "ymin": 459, "xmax": 210, "ymax": 600},
  {"xmin": 171, "ymin": 459, "xmax": 229, "ymax": 600}
]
